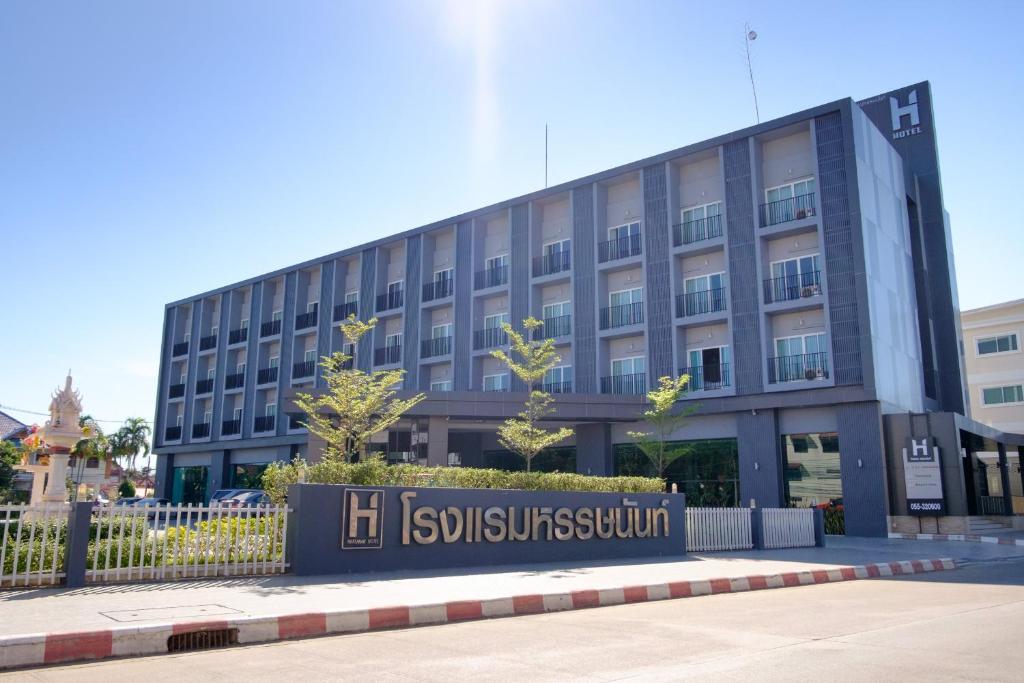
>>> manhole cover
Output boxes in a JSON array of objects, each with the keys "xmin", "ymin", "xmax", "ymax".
[{"xmin": 100, "ymin": 604, "xmax": 243, "ymax": 622}]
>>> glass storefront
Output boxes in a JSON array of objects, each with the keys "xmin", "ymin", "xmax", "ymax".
[
  {"xmin": 782, "ymin": 433, "xmax": 842, "ymax": 507},
  {"xmin": 171, "ymin": 465, "xmax": 208, "ymax": 505},
  {"xmin": 614, "ymin": 439, "xmax": 740, "ymax": 506},
  {"xmin": 232, "ymin": 463, "xmax": 268, "ymax": 489},
  {"xmin": 482, "ymin": 447, "xmax": 576, "ymax": 473}
]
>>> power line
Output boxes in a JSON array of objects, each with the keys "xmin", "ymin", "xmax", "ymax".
[
  {"xmin": 0, "ymin": 403, "xmax": 152, "ymax": 426},
  {"xmin": 744, "ymin": 23, "xmax": 760, "ymax": 124}
]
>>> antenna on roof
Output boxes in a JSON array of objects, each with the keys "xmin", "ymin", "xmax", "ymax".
[
  {"xmin": 744, "ymin": 23, "xmax": 760, "ymax": 124},
  {"xmin": 545, "ymin": 123, "xmax": 549, "ymax": 188}
]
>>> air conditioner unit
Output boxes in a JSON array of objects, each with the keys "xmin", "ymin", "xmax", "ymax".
[
  {"xmin": 804, "ymin": 368, "xmax": 825, "ymax": 381},
  {"xmin": 800, "ymin": 286, "xmax": 817, "ymax": 298},
  {"xmin": 796, "ymin": 208, "xmax": 807, "ymax": 219}
]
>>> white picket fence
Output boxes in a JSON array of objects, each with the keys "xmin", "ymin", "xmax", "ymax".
[
  {"xmin": 761, "ymin": 508, "xmax": 816, "ymax": 549},
  {"xmin": 0, "ymin": 503, "xmax": 69, "ymax": 588},
  {"xmin": 86, "ymin": 504, "xmax": 290, "ymax": 583},
  {"xmin": 686, "ymin": 507, "xmax": 753, "ymax": 551}
]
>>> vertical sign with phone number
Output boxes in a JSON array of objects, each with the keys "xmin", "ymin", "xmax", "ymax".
[{"xmin": 902, "ymin": 437, "xmax": 945, "ymax": 515}]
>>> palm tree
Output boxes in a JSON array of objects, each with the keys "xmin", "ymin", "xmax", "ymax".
[
  {"xmin": 70, "ymin": 415, "xmax": 109, "ymax": 501},
  {"xmin": 116, "ymin": 417, "xmax": 151, "ymax": 476}
]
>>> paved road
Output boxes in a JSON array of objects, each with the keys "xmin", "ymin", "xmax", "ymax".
[{"xmin": 6, "ymin": 558, "xmax": 1023, "ymax": 682}]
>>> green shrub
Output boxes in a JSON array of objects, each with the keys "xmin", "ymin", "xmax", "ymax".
[
  {"xmin": 263, "ymin": 455, "xmax": 664, "ymax": 504},
  {"xmin": 118, "ymin": 480, "xmax": 136, "ymax": 498},
  {"xmin": 0, "ymin": 517, "xmax": 67, "ymax": 577}
]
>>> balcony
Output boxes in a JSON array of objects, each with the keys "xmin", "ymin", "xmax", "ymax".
[
  {"xmin": 474, "ymin": 265, "xmax": 508, "ymax": 290},
  {"xmin": 678, "ymin": 363, "xmax": 731, "ymax": 391},
  {"xmin": 421, "ymin": 336, "xmax": 452, "ymax": 358},
  {"xmin": 295, "ymin": 310, "xmax": 318, "ymax": 330},
  {"xmin": 221, "ymin": 419, "xmax": 241, "ymax": 436},
  {"xmin": 256, "ymin": 366, "xmax": 279, "ymax": 385},
  {"xmin": 422, "ymin": 279, "xmax": 454, "ymax": 302},
  {"xmin": 763, "ymin": 271, "xmax": 822, "ymax": 304},
  {"xmin": 767, "ymin": 352, "xmax": 829, "ymax": 384},
  {"xmin": 676, "ymin": 288, "xmax": 728, "ymax": 317},
  {"xmin": 228, "ymin": 327, "xmax": 248, "ymax": 345},
  {"xmin": 224, "ymin": 373, "xmax": 245, "ymax": 390},
  {"xmin": 199, "ymin": 334, "xmax": 217, "ymax": 351},
  {"xmin": 673, "ymin": 214, "xmax": 723, "ymax": 247},
  {"xmin": 376, "ymin": 291, "xmax": 404, "ymax": 312},
  {"xmin": 532, "ymin": 251, "xmax": 571, "ymax": 277},
  {"xmin": 167, "ymin": 383, "xmax": 185, "ymax": 399},
  {"xmin": 599, "ymin": 302, "xmax": 644, "ymax": 330},
  {"xmin": 473, "ymin": 327, "xmax": 508, "ymax": 350},
  {"xmin": 253, "ymin": 415, "xmax": 275, "ymax": 433},
  {"xmin": 334, "ymin": 301, "xmax": 359, "ymax": 322},
  {"xmin": 191, "ymin": 422, "xmax": 211, "ymax": 439},
  {"xmin": 759, "ymin": 193, "xmax": 816, "ymax": 227},
  {"xmin": 600, "ymin": 373, "xmax": 647, "ymax": 395},
  {"xmin": 292, "ymin": 360, "xmax": 315, "ymax": 379},
  {"xmin": 598, "ymin": 234, "xmax": 642, "ymax": 263},
  {"xmin": 374, "ymin": 345, "xmax": 402, "ymax": 365},
  {"xmin": 195, "ymin": 378, "xmax": 214, "ymax": 395},
  {"xmin": 542, "ymin": 380, "xmax": 573, "ymax": 394},
  {"xmin": 172, "ymin": 341, "xmax": 189, "ymax": 357},
  {"xmin": 260, "ymin": 319, "xmax": 282, "ymax": 337},
  {"xmin": 288, "ymin": 413, "xmax": 306, "ymax": 430},
  {"xmin": 164, "ymin": 425, "xmax": 182, "ymax": 441},
  {"xmin": 534, "ymin": 315, "xmax": 572, "ymax": 340}
]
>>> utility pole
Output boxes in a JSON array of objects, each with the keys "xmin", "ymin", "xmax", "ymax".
[{"xmin": 545, "ymin": 124, "xmax": 548, "ymax": 188}]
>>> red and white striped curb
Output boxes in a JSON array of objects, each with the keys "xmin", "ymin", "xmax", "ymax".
[
  {"xmin": 890, "ymin": 532, "xmax": 1024, "ymax": 547},
  {"xmin": 0, "ymin": 558, "xmax": 955, "ymax": 671}
]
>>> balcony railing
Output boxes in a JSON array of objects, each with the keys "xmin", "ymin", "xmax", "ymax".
[
  {"xmin": 473, "ymin": 327, "xmax": 508, "ymax": 350},
  {"xmin": 759, "ymin": 192, "xmax": 816, "ymax": 227},
  {"xmin": 195, "ymin": 378, "xmax": 214, "ymax": 395},
  {"xmin": 532, "ymin": 251, "xmax": 571, "ymax": 277},
  {"xmin": 288, "ymin": 413, "xmax": 306, "ymax": 430},
  {"xmin": 676, "ymin": 287, "xmax": 728, "ymax": 317},
  {"xmin": 599, "ymin": 302, "xmax": 644, "ymax": 329},
  {"xmin": 164, "ymin": 425, "xmax": 182, "ymax": 441},
  {"xmin": 534, "ymin": 315, "xmax": 572, "ymax": 340},
  {"xmin": 168, "ymin": 383, "xmax": 185, "ymax": 399},
  {"xmin": 334, "ymin": 301, "xmax": 359, "ymax": 321},
  {"xmin": 678, "ymin": 363, "xmax": 731, "ymax": 391},
  {"xmin": 542, "ymin": 380, "xmax": 573, "ymax": 394},
  {"xmin": 221, "ymin": 419, "xmax": 241, "ymax": 436},
  {"xmin": 422, "ymin": 279, "xmax": 454, "ymax": 302},
  {"xmin": 199, "ymin": 334, "xmax": 217, "ymax": 351},
  {"xmin": 295, "ymin": 310, "xmax": 318, "ymax": 330},
  {"xmin": 600, "ymin": 373, "xmax": 647, "ymax": 395},
  {"xmin": 421, "ymin": 336, "xmax": 452, "ymax": 358},
  {"xmin": 228, "ymin": 327, "xmax": 248, "ymax": 345},
  {"xmin": 376, "ymin": 290, "xmax": 404, "ymax": 312},
  {"xmin": 256, "ymin": 366, "xmax": 278, "ymax": 385},
  {"xmin": 224, "ymin": 373, "xmax": 245, "ymax": 390},
  {"xmin": 474, "ymin": 265, "xmax": 509, "ymax": 290},
  {"xmin": 292, "ymin": 360, "xmax": 315, "ymax": 379},
  {"xmin": 191, "ymin": 423, "xmax": 211, "ymax": 439},
  {"xmin": 260, "ymin": 319, "xmax": 282, "ymax": 337},
  {"xmin": 374, "ymin": 345, "xmax": 402, "ymax": 365},
  {"xmin": 172, "ymin": 341, "xmax": 189, "ymax": 357},
  {"xmin": 598, "ymin": 234, "xmax": 642, "ymax": 263},
  {"xmin": 763, "ymin": 271, "xmax": 822, "ymax": 304},
  {"xmin": 254, "ymin": 415, "xmax": 275, "ymax": 433},
  {"xmin": 673, "ymin": 214, "xmax": 724, "ymax": 247},
  {"xmin": 767, "ymin": 352, "xmax": 830, "ymax": 384}
]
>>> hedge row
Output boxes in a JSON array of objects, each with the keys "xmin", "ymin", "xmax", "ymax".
[{"xmin": 262, "ymin": 455, "xmax": 664, "ymax": 504}]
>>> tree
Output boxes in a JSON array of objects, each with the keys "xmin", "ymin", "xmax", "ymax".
[
  {"xmin": 71, "ymin": 415, "xmax": 110, "ymax": 499},
  {"xmin": 112, "ymin": 417, "xmax": 151, "ymax": 477},
  {"xmin": 0, "ymin": 440, "xmax": 21, "ymax": 501},
  {"xmin": 627, "ymin": 375, "xmax": 696, "ymax": 480},
  {"xmin": 490, "ymin": 317, "xmax": 573, "ymax": 472},
  {"xmin": 293, "ymin": 316, "xmax": 426, "ymax": 462}
]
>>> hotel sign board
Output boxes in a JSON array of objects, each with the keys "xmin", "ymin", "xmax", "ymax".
[{"xmin": 902, "ymin": 437, "xmax": 945, "ymax": 515}]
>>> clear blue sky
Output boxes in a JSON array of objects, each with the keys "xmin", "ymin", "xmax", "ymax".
[{"xmin": 2, "ymin": 0, "xmax": 1022, "ymax": 442}]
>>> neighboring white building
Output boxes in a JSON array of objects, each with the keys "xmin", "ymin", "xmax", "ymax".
[{"xmin": 961, "ymin": 298, "xmax": 1024, "ymax": 433}]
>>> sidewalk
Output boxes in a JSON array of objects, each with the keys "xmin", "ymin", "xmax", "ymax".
[{"xmin": 2, "ymin": 536, "xmax": 1022, "ymax": 670}]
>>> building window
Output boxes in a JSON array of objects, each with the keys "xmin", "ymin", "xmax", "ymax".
[
  {"xmin": 766, "ymin": 177, "xmax": 816, "ymax": 204},
  {"xmin": 430, "ymin": 380, "xmax": 452, "ymax": 391},
  {"xmin": 543, "ymin": 365, "xmax": 573, "ymax": 391},
  {"xmin": 387, "ymin": 280, "xmax": 404, "ymax": 297},
  {"xmin": 609, "ymin": 287, "xmax": 643, "ymax": 308},
  {"xmin": 977, "ymin": 333, "xmax": 1018, "ymax": 356},
  {"xmin": 614, "ymin": 438, "xmax": 739, "ymax": 507},
  {"xmin": 681, "ymin": 201, "xmax": 722, "ymax": 225},
  {"xmin": 608, "ymin": 222, "xmax": 640, "ymax": 242},
  {"xmin": 434, "ymin": 268, "xmax": 453, "ymax": 285},
  {"xmin": 304, "ymin": 349, "xmax": 317, "ymax": 363},
  {"xmin": 432, "ymin": 323, "xmax": 453, "ymax": 339},
  {"xmin": 307, "ymin": 301, "xmax": 318, "ymax": 314},
  {"xmin": 612, "ymin": 356, "xmax": 645, "ymax": 377},
  {"xmin": 770, "ymin": 255, "xmax": 821, "ymax": 286},
  {"xmin": 233, "ymin": 407, "xmax": 243, "ymax": 421},
  {"xmin": 447, "ymin": 452, "xmax": 462, "ymax": 467},
  {"xmin": 236, "ymin": 361, "xmax": 246, "ymax": 375},
  {"xmin": 240, "ymin": 318, "xmax": 249, "ymax": 330},
  {"xmin": 272, "ymin": 310, "xmax": 283, "ymax": 322},
  {"xmin": 982, "ymin": 385, "xmax": 1024, "ymax": 406},
  {"xmin": 543, "ymin": 301, "xmax": 571, "ymax": 319},
  {"xmin": 685, "ymin": 346, "xmax": 730, "ymax": 390},
  {"xmin": 484, "ymin": 312, "xmax": 509, "ymax": 329},
  {"xmin": 485, "ymin": 254, "xmax": 508, "ymax": 271},
  {"xmin": 265, "ymin": 402, "xmax": 276, "ymax": 417},
  {"xmin": 782, "ymin": 432, "xmax": 842, "ymax": 510},
  {"xmin": 232, "ymin": 463, "xmax": 268, "ymax": 489},
  {"xmin": 543, "ymin": 239, "xmax": 570, "ymax": 257},
  {"xmin": 345, "ymin": 290, "xmax": 359, "ymax": 305},
  {"xmin": 269, "ymin": 355, "xmax": 279, "ymax": 368},
  {"xmin": 483, "ymin": 373, "xmax": 509, "ymax": 392},
  {"xmin": 385, "ymin": 332, "xmax": 402, "ymax": 348}
]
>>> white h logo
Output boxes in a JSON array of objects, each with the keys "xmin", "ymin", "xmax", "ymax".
[
  {"xmin": 890, "ymin": 90, "xmax": 920, "ymax": 131},
  {"xmin": 910, "ymin": 439, "xmax": 929, "ymax": 458}
]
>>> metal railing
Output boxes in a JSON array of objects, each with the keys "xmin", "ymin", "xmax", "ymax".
[
  {"xmin": 474, "ymin": 264, "xmax": 509, "ymax": 289},
  {"xmin": 686, "ymin": 508, "xmax": 752, "ymax": 551},
  {"xmin": 598, "ymin": 234, "xmax": 642, "ymax": 262},
  {"xmin": 473, "ymin": 327, "xmax": 508, "ymax": 350},
  {"xmin": 228, "ymin": 327, "xmax": 248, "ymax": 345},
  {"xmin": 192, "ymin": 423, "xmax": 211, "ymax": 439},
  {"xmin": 260, "ymin": 319, "xmax": 282, "ymax": 337},
  {"xmin": 0, "ymin": 503, "xmax": 69, "ymax": 588},
  {"xmin": 542, "ymin": 380, "xmax": 573, "ymax": 394},
  {"xmin": 759, "ymin": 192, "xmax": 816, "ymax": 227},
  {"xmin": 221, "ymin": 419, "xmax": 241, "ymax": 436},
  {"xmin": 224, "ymin": 373, "xmax": 245, "ymax": 390},
  {"xmin": 533, "ymin": 251, "xmax": 571, "ymax": 277},
  {"xmin": 164, "ymin": 426, "xmax": 182, "ymax": 441},
  {"xmin": 767, "ymin": 352, "xmax": 829, "ymax": 383},
  {"xmin": 421, "ymin": 336, "xmax": 452, "ymax": 358},
  {"xmin": 678, "ymin": 363, "xmax": 731, "ymax": 391},
  {"xmin": 376, "ymin": 290, "xmax": 404, "ymax": 312},
  {"xmin": 199, "ymin": 334, "xmax": 217, "ymax": 351},
  {"xmin": 168, "ymin": 383, "xmax": 185, "ymax": 399},
  {"xmin": 195, "ymin": 378, "xmax": 214, "ymax": 395},
  {"xmin": 334, "ymin": 301, "xmax": 358, "ymax": 321},
  {"xmin": 374, "ymin": 345, "xmax": 402, "ymax": 365},
  {"xmin": 172, "ymin": 341, "xmax": 189, "ymax": 357},
  {"xmin": 978, "ymin": 495, "xmax": 1007, "ymax": 515},
  {"xmin": 422, "ymin": 279, "xmax": 454, "ymax": 301},
  {"xmin": 761, "ymin": 508, "xmax": 816, "ymax": 548},
  {"xmin": 256, "ymin": 366, "xmax": 278, "ymax": 385},
  {"xmin": 534, "ymin": 315, "xmax": 572, "ymax": 339},
  {"xmin": 676, "ymin": 288, "xmax": 727, "ymax": 317},
  {"xmin": 763, "ymin": 270, "xmax": 822, "ymax": 304},
  {"xmin": 673, "ymin": 214, "xmax": 723, "ymax": 247},
  {"xmin": 292, "ymin": 360, "xmax": 315, "ymax": 379},
  {"xmin": 600, "ymin": 373, "xmax": 647, "ymax": 395},
  {"xmin": 253, "ymin": 415, "xmax": 275, "ymax": 432},
  {"xmin": 600, "ymin": 302, "xmax": 644, "ymax": 329},
  {"xmin": 295, "ymin": 310, "xmax": 318, "ymax": 330}
]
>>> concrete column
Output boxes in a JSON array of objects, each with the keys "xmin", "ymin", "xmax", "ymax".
[
  {"xmin": 836, "ymin": 403, "xmax": 889, "ymax": 537},
  {"xmin": 426, "ymin": 416, "xmax": 449, "ymax": 467},
  {"xmin": 155, "ymin": 453, "xmax": 174, "ymax": 499},
  {"xmin": 575, "ymin": 423, "xmax": 612, "ymax": 476},
  {"xmin": 737, "ymin": 410, "xmax": 783, "ymax": 508},
  {"xmin": 997, "ymin": 442, "xmax": 1014, "ymax": 516},
  {"xmin": 207, "ymin": 450, "xmax": 230, "ymax": 500},
  {"xmin": 63, "ymin": 502, "xmax": 92, "ymax": 588}
]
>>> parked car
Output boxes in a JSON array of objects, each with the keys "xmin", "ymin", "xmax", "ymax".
[
  {"xmin": 219, "ymin": 490, "xmax": 272, "ymax": 509},
  {"xmin": 214, "ymin": 489, "xmax": 265, "ymax": 508},
  {"xmin": 210, "ymin": 489, "xmax": 244, "ymax": 505},
  {"xmin": 131, "ymin": 497, "xmax": 169, "ymax": 508},
  {"xmin": 114, "ymin": 497, "xmax": 141, "ymax": 507}
]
